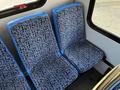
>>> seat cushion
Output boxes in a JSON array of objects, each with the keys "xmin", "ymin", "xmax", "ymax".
[
  {"xmin": 30, "ymin": 53, "xmax": 78, "ymax": 90},
  {"xmin": 0, "ymin": 76, "xmax": 29, "ymax": 90},
  {"xmin": 64, "ymin": 40, "xmax": 104, "ymax": 73},
  {"xmin": 0, "ymin": 39, "xmax": 29, "ymax": 90},
  {"xmin": 109, "ymin": 80, "xmax": 120, "ymax": 90}
]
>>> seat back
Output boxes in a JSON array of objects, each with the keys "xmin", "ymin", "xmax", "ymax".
[
  {"xmin": 0, "ymin": 38, "xmax": 29, "ymax": 89},
  {"xmin": 7, "ymin": 12, "xmax": 59, "ymax": 71},
  {"xmin": 52, "ymin": 2, "xmax": 85, "ymax": 51}
]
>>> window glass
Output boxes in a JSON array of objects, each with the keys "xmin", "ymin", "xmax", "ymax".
[
  {"xmin": 0, "ymin": 0, "xmax": 37, "ymax": 11},
  {"xmin": 92, "ymin": 0, "xmax": 120, "ymax": 38},
  {"xmin": 0, "ymin": 0, "xmax": 46, "ymax": 19}
]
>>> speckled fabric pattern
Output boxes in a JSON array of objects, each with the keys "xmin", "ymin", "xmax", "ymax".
[
  {"xmin": 64, "ymin": 41, "xmax": 104, "ymax": 73},
  {"xmin": 10, "ymin": 16, "xmax": 59, "ymax": 70},
  {"xmin": 54, "ymin": 4, "xmax": 85, "ymax": 50},
  {"xmin": 8, "ymin": 12, "xmax": 78, "ymax": 89},
  {"xmin": 52, "ymin": 2, "xmax": 104, "ymax": 73},
  {"xmin": 113, "ymin": 84, "xmax": 120, "ymax": 90},
  {"xmin": 30, "ymin": 52, "xmax": 78, "ymax": 90},
  {"xmin": 111, "ymin": 81, "xmax": 120, "ymax": 90},
  {"xmin": 0, "ymin": 39, "xmax": 30, "ymax": 90}
]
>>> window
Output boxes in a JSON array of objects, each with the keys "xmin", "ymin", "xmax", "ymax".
[
  {"xmin": 0, "ymin": 0, "xmax": 47, "ymax": 19},
  {"xmin": 87, "ymin": 0, "xmax": 120, "ymax": 43},
  {"xmin": 0, "ymin": 0, "xmax": 37, "ymax": 11},
  {"xmin": 92, "ymin": 0, "xmax": 120, "ymax": 38}
]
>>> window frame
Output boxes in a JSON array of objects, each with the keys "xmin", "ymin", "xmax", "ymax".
[
  {"xmin": 0, "ymin": 0, "xmax": 47, "ymax": 19},
  {"xmin": 87, "ymin": 0, "xmax": 120, "ymax": 44}
]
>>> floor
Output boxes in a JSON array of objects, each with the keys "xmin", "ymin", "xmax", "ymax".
[
  {"xmin": 92, "ymin": 0, "xmax": 120, "ymax": 38},
  {"xmin": 66, "ymin": 68, "xmax": 103, "ymax": 90}
]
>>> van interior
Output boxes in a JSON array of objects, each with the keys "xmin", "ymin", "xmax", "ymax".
[{"xmin": 0, "ymin": 0, "xmax": 120, "ymax": 90}]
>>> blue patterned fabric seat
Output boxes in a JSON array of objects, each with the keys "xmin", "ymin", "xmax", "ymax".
[
  {"xmin": 52, "ymin": 2, "xmax": 105, "ymax": 73},
  {"xmin": 110, "ymin": 80, "xmax": 120, "ymax": 90},
  {"xmin": 7, "ymin": 12, "xmax": 78, "ymax": 90},
  {"xmin": 0, "ymin": 38, "xmax": 30, "ymax": 90}
]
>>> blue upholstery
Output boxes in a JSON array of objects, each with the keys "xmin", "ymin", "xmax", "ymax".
[
  {"xmin": 0, "ymin": 38, "xmax": 30, "ymax": 90},
  {"xmin": 52, "ymin": 2, "xmax": 105, "ymax": 73},
  {"xmin": 110, "ymin": 80, "xmax": 120, "ymax": 90},
  {"xmin": 7, "ymin": 12, "xmax": 78, "ymax": 89}
]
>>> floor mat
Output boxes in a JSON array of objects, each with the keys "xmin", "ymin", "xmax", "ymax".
[{"xmin": 66, "ymin": 68, "xmax": 102, "ymax": 90}]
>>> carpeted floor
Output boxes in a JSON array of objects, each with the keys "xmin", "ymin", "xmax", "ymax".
[{"xmin": 66, "ymin": 68, "xmax": 103, "ymax": 90}]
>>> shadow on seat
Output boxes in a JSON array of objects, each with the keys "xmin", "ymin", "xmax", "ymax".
[
  {"xmin": 7, "ymin": 12, "xmax": 78, "ymax": 90},
  {"xmin": 52, "ymin": 2, "xmax": 105, "ymax": 73}
]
